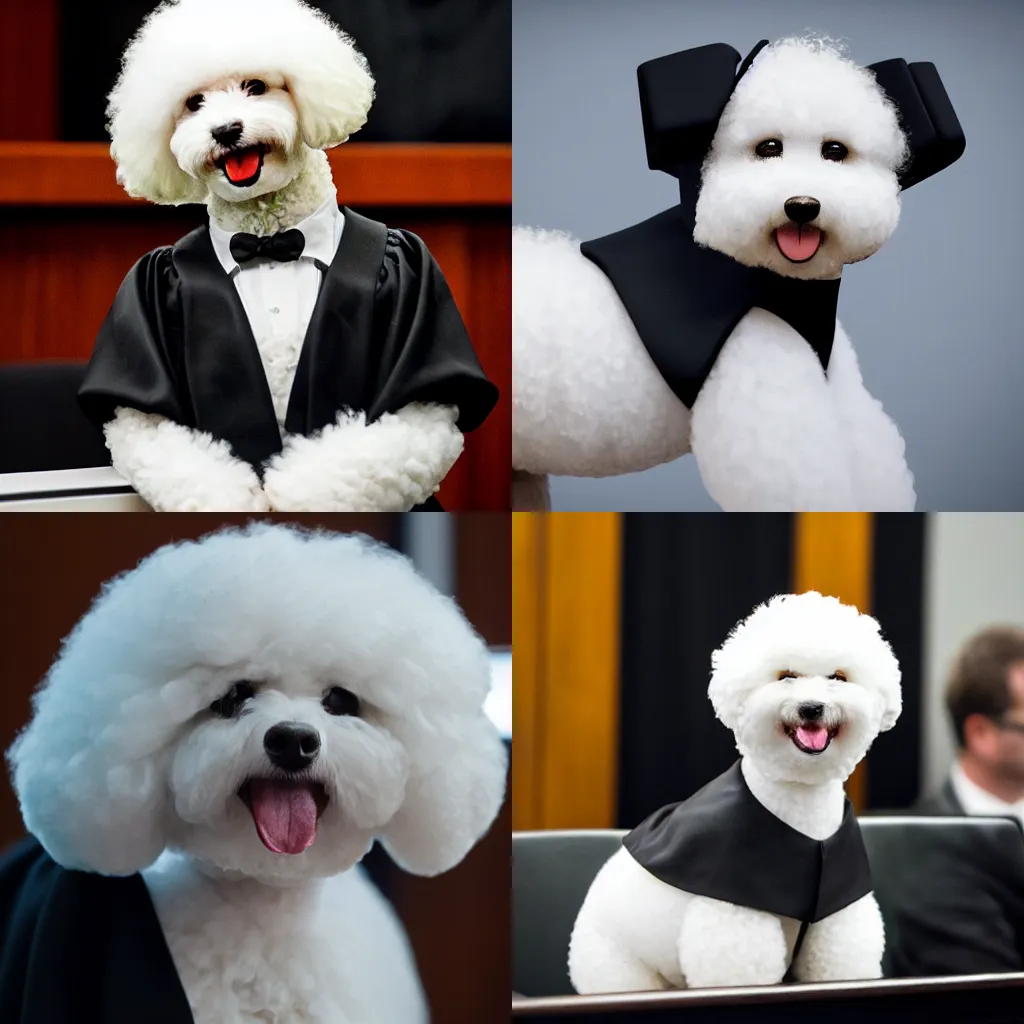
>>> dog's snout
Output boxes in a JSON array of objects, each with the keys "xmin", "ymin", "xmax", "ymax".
[
  {"xmin": 264, "ymin": 721, "xmax": 320, "ymax": 772},
  {"xmin": 798, "ymin": 702, "xmax": 825, "ymax": 722},
  {"xmin": 211, "ymin": 121, "xmax": 244, "ymax": 147},
  {"xmin": 784, "ymin": 196, "xmax": 821, "ymax": 225}
]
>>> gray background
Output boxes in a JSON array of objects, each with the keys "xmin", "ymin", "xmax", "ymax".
[{"xmin": 513, "ymin": 0, "xmax": 1024, "ymax": 511}]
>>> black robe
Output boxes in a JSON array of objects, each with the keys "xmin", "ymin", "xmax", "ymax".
[
  {"xmin": 623, "ymin": 761, "xmax": 874, "ymax": 926},
  {"xmin": 78, "ymin": 207, "xmax": 499, "ymax": 511},
  {"xmin": 0, "ymin": 836, "xmax": 193, "ymax": 1024}
]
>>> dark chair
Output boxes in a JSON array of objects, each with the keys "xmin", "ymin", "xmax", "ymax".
[
  {"xmin": 513, "ymin": 817, "xmax": 1024, "ymax": 998},
  {"xmin": 0, "ymin": 363, "xmax": 111, "ymax": 473}
]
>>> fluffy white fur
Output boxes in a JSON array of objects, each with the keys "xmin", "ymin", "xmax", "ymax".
[
  {"xmin": 569, "ymin": 591, "xmax": 901, "ymax": 992},
  {"xmin": 104, "ymin": 0, "xmax": 462, "ymax": 511},
  {"xmin": 7, "ymin": 524, "xmax": 507, "ymax": 1022},
  {"xmin": 512, "ymin": 36, "xmax": 917, "ymax": 511}
]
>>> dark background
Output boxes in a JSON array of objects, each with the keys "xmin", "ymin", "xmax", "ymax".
[{"xmin": 60, "ymin": 0, "xmax": 511, "ymax": 143}]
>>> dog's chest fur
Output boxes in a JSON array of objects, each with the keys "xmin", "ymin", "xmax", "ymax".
[{"xmin": 141, "ymin": 854, "xmax": 377, "ymax": 1024}]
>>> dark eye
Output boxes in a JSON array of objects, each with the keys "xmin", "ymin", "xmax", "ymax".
[
  {"xmin": 185, "ymin": 94, "xmax": 204, "ymax": 113},
  {"xmin": 322, "ymin": 686, "xmax": 360, "ymax": 717},
  {"xmin": 755, "ymin": 138, "xmax": 783, "ymax": 158},
  {"xmin": 829, "ymin": 670, "xmax": 849, "ymax": 682},
  {"xmin": 822, "ymin": 141, "xmax": 849, "ymax": 162},
  {"xmin": 778, "ymin": 670, "xmax": 799, "ymax": 680},
  {"xmin": 245, "ymin": 80, "xmax": 267, "ymax": 96},
  {"xmin": 210, "ymin": 680, "xmax": 255, "ymax": 718}
]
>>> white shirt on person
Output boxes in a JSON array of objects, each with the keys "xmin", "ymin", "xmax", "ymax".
[{"xmin": 950, "ymin": 760, "xmax": 1024, "ymax": 828}]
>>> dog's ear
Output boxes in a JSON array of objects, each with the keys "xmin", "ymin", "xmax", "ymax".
[
  {"xmin": 639, "ymin": 40, "xmax": 767, "ymax": 174},
  {"xmin": 377, "ymin": 710, "xmax": 507, "ymax": 877},
  {"xmin": 6, "ymin": 668, "xmax": 176, "ymax": 876},
  {"xmin": 867, "ymin": 58, "xmax": 965, "ymax": 189},
  {"xmin": 287, "ymin": 36, "xmax": 376, "ymax": 151}
]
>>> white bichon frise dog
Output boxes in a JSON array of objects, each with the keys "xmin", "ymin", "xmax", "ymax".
[
  {"xmin": 569, "ymin": 592, "xmax": 901, "ymax": 991},
  {"xmin": 77, "ymin": 0, "xmax": 496, "ymax": 514},
  {"xmin": 5, "ymin": 524, "xmax": 506, "ymax": 1023},
  {"xmin": 513, "ymin": 36, "xmax": 964, "ymax": 511}
]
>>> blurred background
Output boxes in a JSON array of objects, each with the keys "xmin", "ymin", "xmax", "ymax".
[
  {"xmin": 0, "ymin": 511, "xmax": 510, "ymax": 1024},
  {"xmin": 0, "ymin": 0, "xmax": 510, "ymax": 509},
  {"xmin": 513, "ymin": 512, "xmax": 1024, "ymax": 829},
  {"xmin": 513, "ymin": 0, "xmax": 1024, "ymax": 511}
]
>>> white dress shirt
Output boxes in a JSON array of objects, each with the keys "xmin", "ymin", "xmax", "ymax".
[
  {"xmin": 209, "ymin": 198, "xmax": 345, "ymax": 429},
  {"xmin": 950, "ymin": 760, "xmax": 1024, "ymax": 827}
]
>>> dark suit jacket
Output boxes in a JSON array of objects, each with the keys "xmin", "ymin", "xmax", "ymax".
[{"xmin": 883, "ymin": 779, "xmax": 1024, "ymax": 977}]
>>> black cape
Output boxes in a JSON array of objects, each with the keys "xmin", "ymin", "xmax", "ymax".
[
  {"xmin": 0, "ymin": 836, "xmax": 193, "ymax": 1024},
  {"xmin": 580, "ymin": 163, "xmax": 841, "ymax": 410},
  {"xmin": 78, "ymin": 207, "xmax": 499, "ymax": 511},
  {"xmin": 623, "ymin": 761, "xmax": 873, "ymax": 924}
]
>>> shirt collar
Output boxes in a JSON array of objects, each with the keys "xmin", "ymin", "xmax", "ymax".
[
  {"xmin": 950, "ymin": 761, "xmax": 1024, "ymax": 822},
  {"xmin": 208, "ymin": 196, "xmax": 344, "ymax": 277}
]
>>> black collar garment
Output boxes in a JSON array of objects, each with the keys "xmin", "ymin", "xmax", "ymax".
[
  {"xmin": 623, "ymin": 760, "xmax": 874, "ymax": 925},
  {"xmin": 0, "ymin": 836, "xmax": 193, "ymax": 1024},
  {"xmin": 77, "ymin": 208, "xmax": 499, "ymax": 510},
  {"xmin": 580, "ymin": 162, "xmax": 841, "ymax": 411}
]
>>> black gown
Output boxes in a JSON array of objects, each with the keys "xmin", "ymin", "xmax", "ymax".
[
  {"xmin": 623, "ymin": 761, "xmax": 874, "ymax": 929},
  {"xmin": 78, "ymin": 207, "xmax": 499, "ymax": 511},
  {"xmin": 0, "ymin": 836, "xmax": 193, "ymax": 1024}
]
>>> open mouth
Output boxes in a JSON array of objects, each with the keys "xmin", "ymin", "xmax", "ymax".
[
  {"xmin": 215, "ymin": 144, "xmax": 267, "ymax": 188},
  {"xmin": 774, "ymin": 223, "xmax": 823, "ymax": 263},
  {"xmin": 785, "ymin": 723, "xmax": 839, "ymax": 755},
  {"xmin": 238, "ymin": 777, "xmax": 329, "ymax": 855}
]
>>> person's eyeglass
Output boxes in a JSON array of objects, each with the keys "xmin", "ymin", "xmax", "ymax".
[{"xmin": 988, "ymin": 715, "xmax": 1024, "ymax": 735}]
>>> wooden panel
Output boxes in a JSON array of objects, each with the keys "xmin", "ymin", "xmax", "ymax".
[
  {"xmin": 512, "ymin": 513, "xmax": 622, "ymax": 830},
  {"xmin": 512, "ymin": 512, "xmax": 543, "ymax": 830},
  {"xmin": 0, "ymin": 207, "xmax": 509, "ymax": 509},
  {"xmin": 793, "ymin": 513, "xmax": 874, "ymax": 811},
  {"xmin": 0, "ymin": 142, "xmax": 511, "ymax": 206},
  {"xmin": 0, "ymin": 5, "xmax": 58, "ymax": 140}
]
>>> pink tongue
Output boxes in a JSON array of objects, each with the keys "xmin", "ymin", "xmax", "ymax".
[
  {"xmin": 248, "ymin": 779, "xmax": 318, "ymax": 854},
  {"xmin": 796, "ymin": 725, "xmax": 829, "ymax": 751},
  {"xmin": 775, "ymin": 223, "xmax": 822, "ymax": 261},
  {"xmin": 225, "ymin": 149, "xmax": 260, "ymax": 183}
]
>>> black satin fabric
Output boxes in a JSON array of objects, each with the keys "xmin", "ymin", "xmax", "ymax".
[
  {"xmin": 623, "ymin": 761, "xmax": 874, "ymax": 924},
  {"xmin": 0, "ymin": 836, "xmax": 193, "ymax": 1024},
  {"xmin": 78, "ymin": 207, "xmax": 498, "ymax": 510},
  {"xmin": 580, "ymin": 162, "xmax": 841, "ymax": 411}
]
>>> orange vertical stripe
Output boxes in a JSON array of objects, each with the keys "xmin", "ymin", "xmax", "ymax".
[{"xmin": 793, "ymin": 513, "xmax": 874, "ymax": 811}]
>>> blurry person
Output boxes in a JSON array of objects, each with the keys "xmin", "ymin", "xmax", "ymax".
[{"xmin": 886, "ymin": 627, "xmax": 1024, "ymax": 976}]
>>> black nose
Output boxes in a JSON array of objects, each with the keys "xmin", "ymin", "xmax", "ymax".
[
  {"xmin": 784, "ymin": 196, "xmax": 821, "ymax": 225},
  {"xmin": 263, "ymin": 722, "xmax": 320, "ymax": 772},
  {"xmin": 798, "ymin": 702, "xmax": 825, "ymax": 722},
  {"xmin": 211, "ymin": 121, "xmax": 244, "ymax": 147}
]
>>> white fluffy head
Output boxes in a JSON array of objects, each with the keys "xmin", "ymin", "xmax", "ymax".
[
  {"xmin": 694, "ymin": 37, "xmax": 909, "ymax": 279},
  {"xmin": 709, "ymin": 592, "xmax": 902, "ymax": 784},
  {"xmin": 7, "ymin": 524, "xmax": 506, "ymax": 884},
  {"xmin": 108, "ymin": 0, "xmax": 374, "ymax": 204}
]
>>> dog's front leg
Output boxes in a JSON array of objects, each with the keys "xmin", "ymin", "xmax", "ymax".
[
  {"xmin": 262, "ymin": 403, "xmax": 462, "ymax": 511},
  {"xmin": 690, "ymin": 309, "xmax": 858, "ymax": 511},
  {"xmin": 790, "ymin": 894, "xmax": 885, "ymax": 982},
  {"xmin": 104, "ymin": 407, "xmax": 270, "ymax": 512},
  {"xmin": 826, "ymin": 323, "xmax": 916, "ymax": 511},
  {"xmin": 677, "ymin": 895, "xmax": 788, "ymax": 987}
]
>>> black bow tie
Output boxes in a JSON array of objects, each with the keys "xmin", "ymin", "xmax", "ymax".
[{"xmin": 229, "ymin": 228, "xmax": 305, "ymax": 264}]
